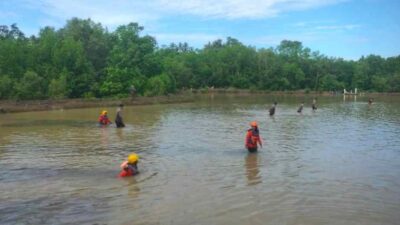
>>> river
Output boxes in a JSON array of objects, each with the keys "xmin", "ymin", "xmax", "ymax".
[{"xmin": 1, "ymin": 94, "xmax": 400, "ymax": 225}]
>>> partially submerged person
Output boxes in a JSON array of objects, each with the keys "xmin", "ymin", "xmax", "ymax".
[
  {"xmin": 297, "ymin": 102, "xmax": 304, "ymax": 113},
  {"xmin": 115, "ymin": 104, "xmax": 125, "ymax": 128},
  {"xmin": 245, "ymin": 121, "xmax": 263, "ymax": 153},
  {"xmin": 368, "ymin": 98, "xmax": 373, "ymax": 105},
  {"xmin": 98, "ymin": 110, "xmax": 112, "ymax": 126},
  {"xmin": 119, "ymin": 153, "xmax": 139, "ymax": 177},
  {"xmin": 269, "ymin": 102, "xmax": 277, "ymax": 116},
  {"xmin": 312, "ymin": 98, "xmax": 317, "ymax": 111}
]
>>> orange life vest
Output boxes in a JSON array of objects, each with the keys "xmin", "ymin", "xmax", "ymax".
[{"xmin": 246, "ymin": 128, "xmax": 261, "ymax": 148}]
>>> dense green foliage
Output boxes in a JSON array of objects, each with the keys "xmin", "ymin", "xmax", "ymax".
[{"xmin": 1, "ymin": 19, "xmax": 399, "ymax": 100}]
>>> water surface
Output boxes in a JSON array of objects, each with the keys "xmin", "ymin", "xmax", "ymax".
[{"xmin": 1, "ymin": 95, "xmax": 400, "ymax": 225}]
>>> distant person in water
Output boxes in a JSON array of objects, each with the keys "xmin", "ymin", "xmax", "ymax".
[
  {"xmin": 368, "ymin": 98, "xmax": 373, "ymax": 105},
  {"xmin": 119, "ymin": 153, "xmax": 139, "ymax": 177},
  {"xmin": 297, "ymin": 102, "xmax": 304, "ymax": 113},
  {"xmin": 98, "ymin": 110, "xmax": 112, "ymax": 125},
  {"xmin": 245, "ymin": 121, "xmax": 263, "ymax": 153},
  {"xmin": 115, "ymin": 104, "xmax": 125, "ymax": 128},
  {"xmin": 312, "ymin": 98, "xmax": 317, "ymax": 111},
  {"xmin": 269, "ymin": 102, "xmax": 277, "ymax": 116}
]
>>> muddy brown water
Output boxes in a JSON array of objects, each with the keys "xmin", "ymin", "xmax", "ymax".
[{"xmin": 1, "ymin": 95, "xmax": 400, "ymax": 225}]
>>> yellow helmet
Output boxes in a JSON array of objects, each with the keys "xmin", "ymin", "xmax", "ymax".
[
  {"xmin": 101, "ymin": 110, "xmax": 107, "ymax": 115},
  {"xmin": 128, "ymin": 153, "xmax": 139, "ymax": 163}
]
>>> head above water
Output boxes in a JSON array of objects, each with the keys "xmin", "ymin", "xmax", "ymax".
[
  {"xmin": 250, "ymin": 121, "xmax": 258, "ymax": 127},
  {"xmin": 128, "ymin": 153, "xmax": 139, "ymax": 164}
]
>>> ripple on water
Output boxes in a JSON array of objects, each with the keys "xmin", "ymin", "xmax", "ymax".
[{"xmin": 1, "ymin": 96, "xmax": 400, "ymax": 224}]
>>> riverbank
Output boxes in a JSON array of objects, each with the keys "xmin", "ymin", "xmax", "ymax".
[
  {"xmin": 1, "ymin": 89, "xmax": 398, "ymax": 113},
  {"xmin": 0, "ymin": 94, "xmax": 195, "ymax": 113}
]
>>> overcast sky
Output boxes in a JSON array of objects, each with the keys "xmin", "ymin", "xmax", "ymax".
[{"xmin": 1, "ymin": 0, "xmax": 399, "ymax": 59}]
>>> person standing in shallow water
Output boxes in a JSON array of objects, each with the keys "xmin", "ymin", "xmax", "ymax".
[
  {"xmin": 297, "ymin": 102, "xmax": 304, "ymax": 113},
  {"xmin": 368, "ymin": 98, "xmax": 373, "ymax": 105},
  {"xmin": 312, "ymin": 98, "xmax": 317, "ymax": 111},
  {"xmin": 245, "ymin": 121, "xmax": 263, "ymax": 153},
  {"xmin": 269, "ymin": 102, "xmax": 277, "ymax": 116},
  {"xmin": 115, "ymin": 104, "xmax": 125, "ymax": 128},
  {"xmin": 98, "ymin": 110, "xmax": 112, "ymax": 126}
]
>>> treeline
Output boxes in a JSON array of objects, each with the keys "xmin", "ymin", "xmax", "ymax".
[{"xmin": 1, "ymin": 18, "xmax": 400, "ymax": 100}]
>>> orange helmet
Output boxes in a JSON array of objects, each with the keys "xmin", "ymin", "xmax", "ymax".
[{"xmin": 250, "ymin": 121, "xmax": 258, "ymax": 127}]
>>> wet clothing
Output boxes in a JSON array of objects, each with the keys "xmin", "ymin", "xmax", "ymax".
[
  {"xmin": 312, "ymin": 104, "xmax": 317, "ymax": 111},
  {"xmin": 119, "ymin": 163, "xmax": 138, "ymax": 177},
  {"xmin": 115, "ymin": 108, "xmax": 125, "ymax": 128},
  {"xmin": 297, "ymin": 105, "xmax": 303, "ymax": 113},
  {"xmin": 269, "ymin": 106, "xmax": 276, "ymax": 116},
  {"xmin": 247, "ymin": 147, "xmax": 258, "ymax": 153},
  {"xmin": 245, "ymin": 128, "xmax": 262, "ymax": 151},
  {"xmin": 312, "ymin": 99, "xmax": 317, "ymax": 111},
  {"xmin": 98, "ymin": 115, "xmax": 111, "ymax": 125}
]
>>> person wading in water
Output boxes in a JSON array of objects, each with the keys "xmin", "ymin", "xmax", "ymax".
[
  {"xmin": 297, "ymin": 102, "xmax": 304, "ymax": 113},
  {"xmin": 98, "ymin": 110, "xmax": 112, "ymax": 126},
  {"xmin": 269, "ymin": 102, "xmax": 277, "ymax": 116},
  {"xmin": 115, "ymin": 104, "xmax": 125, "ymax": 128},
  {"xmin": 312, "ymin": 98, "xmax": 317, "ymax": 111},
  {"xmin": 245, "ymin": 121, "xmax": 263, "ymax": 153}
]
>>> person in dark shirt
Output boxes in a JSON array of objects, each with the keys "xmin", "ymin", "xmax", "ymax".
[
  {"xmin": 269, "ymin": 102, "xmax": 277, "ymax": 116},
  {"xmin": 312, "ymin": 98, "xmax": 317, "ymax": 111},
  {"xmin": 115, "ymin": 104, "xmax": 125, "ymax": 128},
  {"xmin": 297, "ymin": 102, "xmax": 304, "ymax": 113}
]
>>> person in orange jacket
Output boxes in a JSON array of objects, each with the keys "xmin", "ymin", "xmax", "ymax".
[
  {"xmin": 119, "ymin": 153, "xmax": 139, "ymax": 177},
  {"xmin": 98, "ymin": 110, "xmax": 112, "ymax": 125},
  {"xmin": 245, "ymin": 121, "xmax": 263, "ymax": 153}
]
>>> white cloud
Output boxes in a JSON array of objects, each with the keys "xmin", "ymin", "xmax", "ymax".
[
  {"xmin": 157, "ymin": 0, "xmax": 346, "ymax": 19},
  {"xmin": 315, "ymin": 24, "xmax": 361, "ymax": 30},
  {"xmin": 23, "ymin": 0, "xmax": 347, "ymax": 27},
  {"xmin": 23, "ymin": 0, "xmax": 160, "ymax": 28}
]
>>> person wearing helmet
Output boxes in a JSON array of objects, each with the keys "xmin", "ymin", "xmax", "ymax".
[
  {"xmin": 245, "ymin": 121, "xmax": 263, "ymax": 153},
  {"xmin": 98, "ymin": 110, "xmax": 112, "ymax": 125},
  {"xmin": 119, "ymin": 153, "xmax": 139, "ymax": 177}
]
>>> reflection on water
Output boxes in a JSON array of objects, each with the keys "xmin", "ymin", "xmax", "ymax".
[
  {"xmin": 1, "ymin": 95, "xmax": 400, "ymax": 225},
  {"xmin": 245, "ymin": 153, "xmax": 262, "ymax": 186}
]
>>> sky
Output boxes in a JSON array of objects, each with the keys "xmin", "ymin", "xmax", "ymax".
[{"xmin": 0, "ymin": 0, "xmax": 399, "ymax": 59}]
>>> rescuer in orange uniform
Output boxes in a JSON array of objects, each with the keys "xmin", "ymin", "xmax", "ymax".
[
  {"xmin": 119, "ymin": 153, "xmax": 139, "ymax": 177},
  {"xmin": 98, "ymin": 110, "xmax": 112, "ymax": 126},
  {"xmin": 245, "ymin": 121, "xmax": 263, "ymax": 153}
]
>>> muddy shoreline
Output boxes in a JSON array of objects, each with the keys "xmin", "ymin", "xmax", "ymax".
[
  {"xmin": 1, "ymin": 89, "xmax": 398, "ymax": 113},
  {"xmin": 0, "ymin": 94, "xmax": 195, "ymax": 113}
]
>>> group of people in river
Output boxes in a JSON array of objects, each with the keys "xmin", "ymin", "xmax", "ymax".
[
  {"xmin": 97, "ymin": 104, "xmax": 138, "ymax": 177},
  {"xmin": 268, "ymin": 98, "xmax": 317, "ymax": 116},
  {"xmin": 251, "ymin": 98, "xmax": 319, "ymax": 153},
  {"xmin": 98, "ymin": 104, "xmax": 125, "ymax": 128},
  {"xmin": 101, "ymin": 97, "xmax": 373, "ymax": 177}
]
